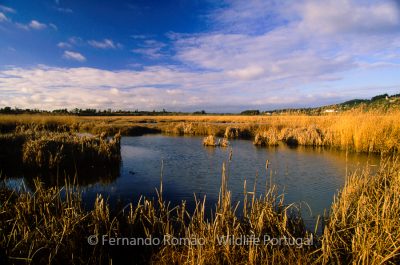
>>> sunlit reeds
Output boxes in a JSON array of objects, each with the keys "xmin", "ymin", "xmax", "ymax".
[
  {"xmin": 1, "ymin": 110, "xmax": 399, "ymax": 153},
  {"xmin": 0, "ymin": 129, "xmax": 121, "ymax": 172},
  {"xmin": 318, "ymin": 158, "xmax": 400, "ymax": 264},
  {"xmin": 1, "ymin": 155, "xmax": 399, "ymax": 264},
  {"xmin": 0, "ymin": 160, "xmax": 314, "ymax": 264}
]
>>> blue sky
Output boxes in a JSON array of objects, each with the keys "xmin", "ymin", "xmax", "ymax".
[{"xmin": 1, "ymin": 0, "xmax": 400, "ymax": 112}]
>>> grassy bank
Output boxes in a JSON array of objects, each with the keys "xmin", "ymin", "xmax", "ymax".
[
  {"xmin": 0, "ymin": 129, "xmax": 121, "ymax": 174},
  {"xmin": 319, "ymin": 158, "xmax": 400, "ymax": 264},
  {"xmin": 1, "ymin": 111, "xmax": 400, "ymax": 153},
  {"xmin": 1, "ymin": 158, "xmax": 399, "ymax": 264}
]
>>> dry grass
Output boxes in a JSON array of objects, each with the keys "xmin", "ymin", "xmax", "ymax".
[
  {"xmin": 203, "ymin": 135, "xmax": 230, "ymax": 147},
  {"xmin": 1, "ymin": 110, "xmax": 400, "ymax": 153},
  {"xmin": 0, "ymin": 161, "xmax": 313, "ymax": 264},
  {"xmin": 318, "ymin": 158, "xmax": 400, "ymax": 264},
  {"xmin": 1, "ymin": 156, "xmax": 399, "ymax": 264},
  {"xmin": 0, "ymin": 115, "xmax": 77, "ymax": 133},
  {"xmin": 0, "ymin": 129, "xmax": 121, "ymax": 172},
  {"xmin": 253, "ymin": 128, "xmax": 279, "ymax": 146}
]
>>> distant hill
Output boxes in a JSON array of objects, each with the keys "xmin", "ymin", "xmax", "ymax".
[{"xmin": 264, "ymin": 93, "xmax": 400, "ymax": 115}]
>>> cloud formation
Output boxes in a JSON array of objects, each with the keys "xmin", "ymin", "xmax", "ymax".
[
  {"xmin": 297, "ymin": 0, "xmax": 400, "ymax": 35},
  {"xmin": 0, "ymin": 4, "xmax": 15, "ymax": 14},
  {"xmin": 16, "ymin": 20, "xmax": 54, "ymax": 31},
  {"xmin": 88, "ymin": 39, "xmax": 122, "ymax": 49},
  {"xmin": 1, "ymin": 0, "xmax": 400, "ymax": 111},
  {"xmin": 0, "ymin": 12, "xmax": 7, "ymax": 22},
  {"xmin": 29, "ymin": 20, "xmax": 47, "ymax": 30},
  {"xmin": 57, "ymin": 42, "xmax": 72, "ymax": 49},
  {"xmin": 131, "ymin": 40, "xmax": 166, "ymax": 59},
  {"xmin": 62, "ymin": 51, "xmax": 87, "ymax": 62}
]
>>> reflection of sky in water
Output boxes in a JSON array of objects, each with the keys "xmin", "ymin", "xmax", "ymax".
[
  {"xmin": 4, "ymin": 135, "xmax": 380, "ymax": 230},
  {"xmin": 82, "ymin": 135, "xmax": 379, "ymax": 226}
]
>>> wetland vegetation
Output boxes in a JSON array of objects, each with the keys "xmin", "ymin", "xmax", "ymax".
[{"xmin": 0, "ymin": 111, "xmax": 399, "ymax": 264}]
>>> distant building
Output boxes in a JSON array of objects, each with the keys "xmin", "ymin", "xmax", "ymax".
[{"xmin": 324, "ymin": 109, "xmax": 337, "ymax": 113}]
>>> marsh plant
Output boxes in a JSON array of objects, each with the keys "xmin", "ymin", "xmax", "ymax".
[
  {"xmin": 203, "ymin": 135, "xmax": 230, "ymax": 147},
  {"xmin": 2, "ymin": 111, "xmax": 400, "ymax": 153},
  {"xmin": 1, "ymin": 157, "xmax": 399, "ymax": 264},
  {"xmin": 0, "ymin": 129, "xmax": 121, "ymax": 173}
]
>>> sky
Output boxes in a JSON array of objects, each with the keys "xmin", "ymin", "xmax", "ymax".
[{"xmin": 0, "ymin": 0, "xmax": 400, "ymax": 112}]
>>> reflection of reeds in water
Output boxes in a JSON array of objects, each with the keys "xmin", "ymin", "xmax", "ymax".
[
  {"xmin": 0, "ymin": 159, "xmax": 312, "ymax": 264},
  {"xmin": 1, "ymin": 156, "xmax": 398, "ymax": 264}
]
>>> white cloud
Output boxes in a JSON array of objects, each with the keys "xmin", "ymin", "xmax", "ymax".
[
  {"xmin": 16, "ymin": 20, "xmax": 49, "ymax": 30},
  {"xmin": 132, "ymin": 48, "xmax": 164, "ymax": 59},
  {"xmin": 62, "ymin": 51, "xmax": 87, "ymax": 62},
  {"xmin": 110, "ymin": 88, "xmax": 120, "ymax": 95},
  {"xmin": 0, "ymin": 5, "xmax": 15, "ymax": 14},
  {"xmin": 57, "ymin": 42, "xmax": 72, "ymax": 49},
  {"xmin": 132, "ymin": 40, "xmax": 166, "ymax": 59},
  {"xmin": 1, "ymin": 0, "xmax": 400, "ymax": 111},
  {"xmin": 208, "ymin": 0, "xmax": 285, "ymax": 34},
  {"xmin": 68, "ymin": 36, "xmax": 83, "ymax": 45},
  {"xmin": 88, "ymin": 39, "xmax": 122, "ymax": 49},
  {"xmin": 29, "ymin": 20, "xmax": 47, "ymax": 30},
  {"xmin": 0, "ymin": 12, "xmax": 7, "ymax": 22},
  {"xmin": 57, "ymin": 37, "xmax": 85, "ymax": 49},
  {"xmin": 1, "ymin": 62, "xmax": 398, "ymax": 112},
  {"xmin": 227, "ymin": 66, "xmax": 264, "ymax": 80},
  {"xmin": 296, "ymin": 0, "xmax": 400, "ymax": 35}
]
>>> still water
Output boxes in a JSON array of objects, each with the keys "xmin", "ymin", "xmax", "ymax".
[
  {"xmin": 5, "ymin": 135, "xmax": 379, "ymax": 228},
  {"xmin": 83, "ymin": 135, "xmax": 378, "ymax": 226}
]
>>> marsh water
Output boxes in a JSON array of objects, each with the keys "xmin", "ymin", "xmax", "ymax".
[{"xmin": 4, "ymin": 135, "xmax": 380, "ymax": 228}]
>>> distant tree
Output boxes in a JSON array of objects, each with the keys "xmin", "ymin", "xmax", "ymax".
[
  {"xmin": 193, "ymin": 110, "xmax": 206, "ymax": 115},
  {"xmin": 371, "ymin": 94, "xmax": 388, "ymax": 101},
  {"xmin": 3, "ymin": 106, "xmax": 12, "ymax": 113},
  {"xmin": 240, "ymin": 110, "xmax": 260, "ymax": 115},
  {"xmin": 341, "ymin": 99, "xmax": 369, "ymax": 105},
  {"xmin": 52, "ymin": 109, "xmax": 69, "ymax": 114}
]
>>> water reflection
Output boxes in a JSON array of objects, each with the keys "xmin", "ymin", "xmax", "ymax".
[
  {"xmin": 1, "ymin": 135, "xmax": 379, "ymax": 228},
  {"xmin": 0, "ymin": 160, "xmax": 120, "ymax": 190}
]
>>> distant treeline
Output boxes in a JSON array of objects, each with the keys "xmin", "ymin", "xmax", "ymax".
[
  {"xmin": 0, "ymin": 107, "xmax": 211, "ymax": 116},
  {"xmin": 1, "ymin": 93, "xmax": 399, "ymax": 116},
  {"xmin": 0, "ymin": 107, "xmax": 265, "ymax": 116}
]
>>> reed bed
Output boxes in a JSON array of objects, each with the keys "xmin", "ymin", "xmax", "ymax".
[
  {"xmin": 0, "ymin": 129, "xmax": 121, "ymax": 172},
  {"xmin": 318, "ymin": 158, "xmax": 400, "ymax": 264},
  {"xmin": 0, "ymin": 161, "xmax": 314, "ymax": 264},
  {"xmin": 1, "ymin": 157, "xmax": 398, "ymax": 264},
  {"xmin": 203, "ymin": 135, "xmax": 229, "ymax": 147},
  {"xmin": 253, "ymin": 128, "xmax": 279, "ymax": 146},
  {"xmin": 1, "ymin": 111, "xmax": 400, "ymax": 153},
  {"xmin": 0, "ymin": 115, "xmax": 77, "ymax": 133}
]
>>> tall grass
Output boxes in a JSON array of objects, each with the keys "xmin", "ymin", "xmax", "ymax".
[
  {"xmin": 0, "ymin": 129, "xmax": 121, "ymax": 173},
  {"xmin": 318, "ymin": 158, "xmax": 400, "ymax": 264},
  {"xmin": 1, "ymin": 111, "xmax": 400, "ymax": 153},
  {"xmin": 0, "ymin": 160, "xmax": 314, "ymax": 264},
  {"xmin": 1, "ymin": 157, "xmax": 398, "ymax": 264}
]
